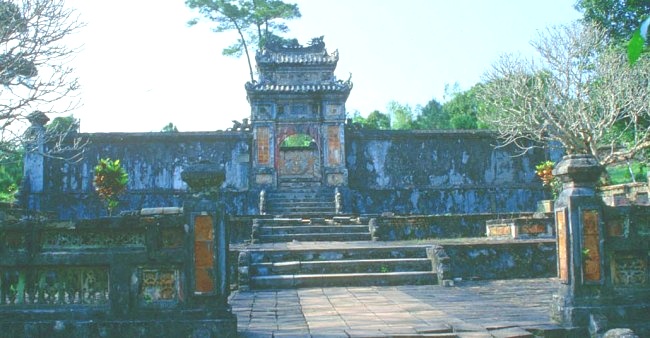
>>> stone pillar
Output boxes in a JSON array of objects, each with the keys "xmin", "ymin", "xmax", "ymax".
[
  {"xmin": 21, "ymin": 111, "xmax": 50, "ymax": 211},
  {"xmin": 551, "ymin": 154, "xmax": 605, "ymax": 327},
  {"xmin": 181, "ymin": 161, "xmax": 233, "ymax": 316}
]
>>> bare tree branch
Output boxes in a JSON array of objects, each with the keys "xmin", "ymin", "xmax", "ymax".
[
  {"xmin": 479, "ymin": 22, "xmax": 650, "ymax": 166},
  {"xmin": 0, "ymin": 0, "xmax": 85, "ymax": 162}
]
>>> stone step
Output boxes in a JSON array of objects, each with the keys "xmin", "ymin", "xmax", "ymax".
[
  {"xmin": 267, "ymin": 192, "xmax": 333, "ymax": 200},
  {"xmin": 260, "ymin": 225, "xmax": 369, "ymax": 235},
  {"xmin": 252, "ymin": 258, "xmax": 432, "ymax": 275},
  {"xmin": 265, "ymin": 207, "xmax": 336, "ymax": 215},
  {"xmin": 259, "ymin": 232, "xmax": 372, "ymax": 243},
  {"xmin": 267, "ymin": 201, "xmax": 335, "ymax": 207},
  {"xmin": 267, "ymin": 205, "xmax": 336, "ymax": 213},
  {"xmin": 249, "ymin": 246, "xmax": 430, "ymax": 264},
  {"xmin": 250, "ymin": 271, "xmax": 437, "ymax": 289}
]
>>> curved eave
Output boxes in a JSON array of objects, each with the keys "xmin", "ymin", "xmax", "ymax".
[
  {"xmin": 245, "ymin": 83, "xmax": 353, "ymax": 94},
  {"xmin": 255, "ymin": 51, "xmax": 339, "ymax": 65}
]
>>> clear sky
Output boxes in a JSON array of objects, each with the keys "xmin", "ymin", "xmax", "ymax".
[{"xmin": 64, "ymin": 0, "xmax": 582, "ymax": 133}]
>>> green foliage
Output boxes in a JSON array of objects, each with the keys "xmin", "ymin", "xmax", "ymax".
[
  {"xmin": 606, "ymin": 161, "xmax": 648, "ymax": 184},
  {"xmin": 535, "ymin": 160, "xmax": 561, "ymax": 199},
  {"xmin": 281, "ymin": 134, "xmax": 313, "ymax": 148},
  {"xmin": 365, "ymin": 110, "xmax": 391, "ymax": 130},
  {"xmin": 387, "ymin": 101, "xmax": 414, "ymax": 130},
  {"xmin": 576, "ymin": 0, "xmax": 650, "ymax": 42},
  {"xmin": 414, "ymin": 99, "xmax": 447, "ymax": 129},
  {"xmin": 93, "ymin": 158, "xmax": 128, "ymax": 215},
  {"xmin": 628, "ymin": 17, "xmax": 649, "ymax": 65},
  {"xmin": 0, "ymin": 150, "xmax": 23, "ymax": 203},
  {"xmin": 46, "ymin": 115, "xmax": 79, "ymax": 134},
  {"xmin": 412, "ymin": 85, "xmax": 488, "ymax": 130},
  {"xmin": 442, "ymin": 85, "xmax": 484, "ymax": 129},
  {"xmin": 161, "ymin": 122, "xmax": 179, "ymax": 133},
  {"xmin": 349, "ymin": 110, "xmax": 391, "ymax": 130}
]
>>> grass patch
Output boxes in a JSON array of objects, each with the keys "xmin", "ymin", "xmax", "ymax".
[{"xmin": 606, "ymin": 161, "xmax": 647, "ymax": 185}]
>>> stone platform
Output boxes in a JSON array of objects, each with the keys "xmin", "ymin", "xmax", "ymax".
[
  {"xmin": 232, "ymin": 238, "xmax": 557, "ymax": 290},
  {"xmin": 231, "ymin": 277, "xmax": 582, "ymax": 337}
]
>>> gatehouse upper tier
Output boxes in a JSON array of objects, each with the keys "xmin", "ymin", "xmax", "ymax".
[{"xmin": 245, "ymin": 36, "xmax": 353, "ymax": 95}]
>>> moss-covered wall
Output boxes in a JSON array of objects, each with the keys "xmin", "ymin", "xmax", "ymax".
[
  {"xmin": 27, "ymin": 132, "xmax": 252, "ymax": 219},
  {"xmin": 346, "ymin": 130, "xmax": 547, "ymax": 214}
]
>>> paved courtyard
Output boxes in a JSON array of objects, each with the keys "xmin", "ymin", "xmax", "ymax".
[{"xmin": 230, "ymin": 278, "xmax": 569, "ymax": 337}]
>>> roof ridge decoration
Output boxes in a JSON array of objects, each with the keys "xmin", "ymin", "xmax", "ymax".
[
  {"xmin": 256, "ymin": 36, "xmax": 339, "ymax": 65},
  {"xmin": 264, "ymin": 36, "xmax": 326, "ymax": 54}
]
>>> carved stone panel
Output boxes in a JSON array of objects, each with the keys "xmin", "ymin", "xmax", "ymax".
[
  {"xmin": 41, "ymin": 230, "xmax": 145, "ymax": 250},
  {"xmin": 194, "ymin": 215, "xmax": 214, "ymax": 294},
  {"xmin": 556, "ymin": 208, "xmax": 569, "ymax": 283},
  {"xmin": 139, "ymin": 268, "xmax": 180, "ymax": 303},
  {"xmin": 582, "ymin": 210, "xmax": 602, "ymax": 283},
  {"xmin": 327, "ymin": 125, "xmax": 341, "ymax": 166},
  {"xmin": 256, "ymin": 127, "xmax": 270, "ymax": 166},
  {"xmin": 0, "ymin": 267, "xmax": 109, "ymax": 306},
  {"xmin": 278, "ymin": 149, "xmax": 321, "ymax": 185}
]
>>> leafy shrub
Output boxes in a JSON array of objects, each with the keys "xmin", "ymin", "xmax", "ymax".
[{"xmin": 93, "ymin": 158, "xmax": 128, "ymax": 215}]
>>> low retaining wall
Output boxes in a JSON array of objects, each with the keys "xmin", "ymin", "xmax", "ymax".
[
  {"xmin": 436, "ymin": 239, "xmax": 557, "ymax": 280},
  {"xmin": 0, "ymin": 213, "xmax": 237, "ymax": 337},
  {"xmin": 371, "ymin": 213, "xmax": 532, "ymax": 240}
]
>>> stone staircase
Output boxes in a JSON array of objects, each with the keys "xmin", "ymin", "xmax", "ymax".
[
  {"xmin": 246, "ymin": 243, "xmax": 436, "ymax": 289},
  {"xmin": 264, "ymin": 188, "xmax": 336, "ymax": 215},
  {"xmin": 240, "ymin": 215, "xmax": 438, "ymax": 290},
  {"xmin": 253, "ymin": 217, "xmax": 371, "ymax": 243}
]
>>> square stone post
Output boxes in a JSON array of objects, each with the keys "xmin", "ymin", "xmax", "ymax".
[
  {"xmin": 181, "ymin": 161, "xmax": 234, "ymax": 319},
  {"xmin": 551, "ymin": 154, "xmax": 606, "ymax": 328}
]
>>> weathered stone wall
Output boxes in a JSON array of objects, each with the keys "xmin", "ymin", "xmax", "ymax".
[
  {"xmin": 24, "ymin": 129, "xmax": 549, "ymax": 220},
  {"xmin": 345, "ymin": 130, "xmax": 547, "ymax": 214},
  {"xmin": 27, "ymin": 132, "xmax": 253, "ymax": 219}
]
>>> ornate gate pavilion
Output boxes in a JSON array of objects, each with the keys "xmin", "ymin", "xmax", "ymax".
[{"xmin": 246, "ymin": 37, "xmax": 352, "ymax": 189}]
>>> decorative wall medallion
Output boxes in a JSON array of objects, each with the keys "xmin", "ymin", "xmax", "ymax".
[
  {"xmin": 612, "ymin": 253, "xmax": 647, "ymax": 286},
  {"xmin": 140, "ymin": 268, "xmax": 179, "ymax": 303}
]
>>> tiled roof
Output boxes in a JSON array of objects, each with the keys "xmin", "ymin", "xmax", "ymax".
[
  {"xmin": 245, "ymin": 81, "xmax": 352, "ymax": 93},
  {"xmin": 256, "ymin": 50, "xmax": 339, "ymax": 65}
]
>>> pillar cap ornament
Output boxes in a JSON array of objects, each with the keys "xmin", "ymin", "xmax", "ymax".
[
  {"xmin": 553, "ymin": 154, "xmax": 603, "ymax": 186},
  {"xmin": 26, "ymin": 110, "xmax": 50, "ymax": 127}
]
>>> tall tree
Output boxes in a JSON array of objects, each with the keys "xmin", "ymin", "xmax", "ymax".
[
  {"xmin": 365, "ymin": 110, "xmax": 391, "ymax": 130},
  {"xmin": 186, "ymin": 0, "xmax": 301, "ymax": 83},
  {"xmin": 575, "ymin": 0, "xmax": 650, "ymax": 41},
  {"xmin": 442, "ymin": 85, "xmax": 484, "ymax": 130},
  {"xmin": 348, "ymin": 110, "xmax": 391, "ymax": 130},
  {"xmin": 0, "ymin": 0, "xmax": 83, "ymax": 162},
  {"xmin": 479, "ymin": 23, "xmax": 650, "ymax": 166},
  {"xmin": 414, "ymin": 98, "xmax": 447, "ymax": 129}
]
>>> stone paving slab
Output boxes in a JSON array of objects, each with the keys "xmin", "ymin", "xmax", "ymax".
[{"xmin": 230, "ymin": 278, "xmax": 573, "ymax": 337}]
